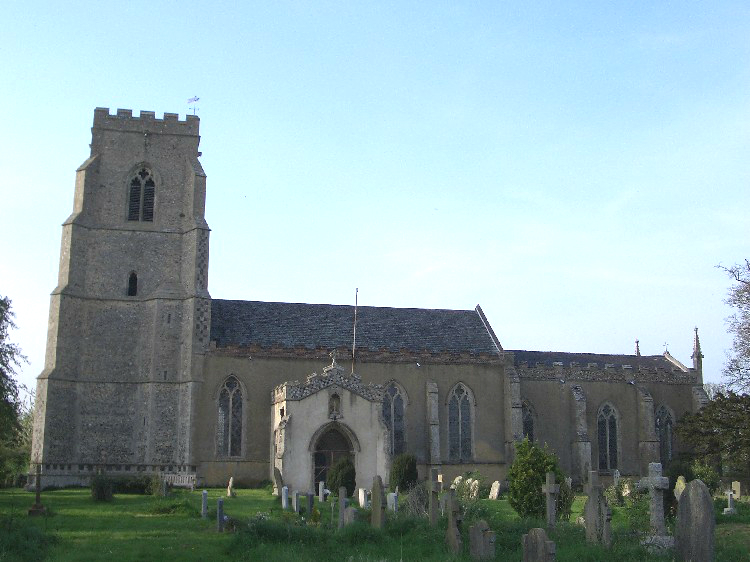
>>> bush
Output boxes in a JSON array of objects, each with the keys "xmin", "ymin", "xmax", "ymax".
[
  {"xmin": 389, "ymin": 453, "xmax": 418, "ymax": 491},
  {"xmin": 327, "ymin": 457, "xmax": 356, "ymax": 497},
  {"xmin": 692, "ymin": 460, "xmax": 720, "ymax": 493},
  {"xmin": 621, "ymin": 486, "xmax": 650, "ymax": 534},
  {"xmin": 401, "ymin": 480, "xmax": 428, "ymax": 517},
  {"xmin": 90, "ymin": 474, "xmax": 114, "ymax": 501},
  {"xmin": 507, "ymin": 438, "xmax": 573, "ymax": 520}
]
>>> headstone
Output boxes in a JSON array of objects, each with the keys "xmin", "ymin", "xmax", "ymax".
[
  {"xmin": 469, "ymin": 519, "xmax": 496, "ymax": 560},
  {"xmin": 292, "ymin": 490, "xmax": 300, "ymax": 513},
  {"xmin": 227, "ymin": 476, "xmax": 235, "ymax": 498},
  {"xmin": 387, "ymin": 492, "xmax": 398, "ymax": 512},
  {"xmin": 675, "ymin": 479, "xmax": 714, "ymax": 562},
  {"xmin": 281, "ymin": 486, "xmax": 289, "ymax": 510},
  {"xmin": 358, "ymin": 488, "xmax": 370, "ymax": 508},
  {"xmin": 344, "ymin": 505, "xmax": 358, "ymax": 525},
  {"xmin": 613, "ymin": 469, "xmax": 621, "ymax": 487},
  {"xmin": 338, "ymin": 487, "xmax": 348, "ymax": 529},
  {"xmin": 522, "ymin": 527, "xmax": 556, "ymax": 562},
  {"xmin": 731, "ymin": 481, "xmax": 742, "ymax": 499},
  {"xmin": 445, "ymin": 490, "xmax": 462, "ymax": 555},
  {"xmin": 371, "ymin": 476, "xmax": 386, "ymax": 529},
  {"xmin": 319, "ymin": 480, "xmax": 326, "ymax": 502},
  {"xmin": 429, "ymin": 471, "xmax": 440, "ymax": 526},
  {"xmin": 723, "ymin": 490, "xmax": 737, "ymax": 515},
  {"xmin": 201, "ymin": 490, "xmax": 208, "ymax": 518},
  {"xmin": 437, "ymin": 473, "xmax": 444, "ymax": 492},
  {"xmin": 306, "ymin": 492, "xmax": 315, "ymax": 516},
  {"xmin": 272, "ymin": 467, "xmax": 284, "ymax": 496},
  {"xmin": 674, "ymin": 475, "xmax": 687, "ymax": 501},
  {"xmin": 216, "ymin": 498, "xmax": 225, "ymax": 532},
  {"xmin": 488, "ymin": 480, "xmax": 501, "ymax": 500},
  {"xmin": 28, "ymin": 465, "xmax": 46, "ymax": 516},
  {"xmin": 564, "ymin": 477, "xmax": 572, "ymax": 490},
  {"xmin": 542, "ymin": 472, "xmax": 560, "ymax": 530},
  {"xmin": 583, "ymin": 470, "xmax": 612, "ymax": 547},
  {"xmin": 637, "ymin": 463, "xmax": 670, "ymax": 537}
]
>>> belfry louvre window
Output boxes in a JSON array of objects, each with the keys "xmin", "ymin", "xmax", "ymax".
[
  {"xmin": 382, "ymin": 383, "xmax": 406, "ymax": 456},
  {"xmin": 597, "ymin": 403, "xmax": 618, "ymax": 470},
  {"xmin": 127, "ymin": 168, "xmax": 155, "ymax": 221},
  {"xmin": 448, "ymin": 383, "xmax": 473, "ymax": 462},
  {"xmin": 217, "ymin": 376, "xmax": 242, "ymax": 457}
]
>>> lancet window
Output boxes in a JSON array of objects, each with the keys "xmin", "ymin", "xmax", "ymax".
[
  {"xmin": 597, "ymin": 403, "xmax": 618, "ymax": 471},
  {"xmin": 127, "ymin": 272, "xmax": 138, "ymax": 296},
  {"xmin": 522, "ymin": 401, "xmax": 535, "ymax": 442},
  {"xmin": 127, "ymin": 167, "xmax": 155, "ymax": 222},
  {"xmin": 382, "ymin": 382, "xmax": 406, "ymax": 456},
  {"xmin": 448, "ymin": 383, "xmax": 473, "ymax": 462},
  {"xmin": 655, "ymin": 405, "xmax": 674, "ymax": 466},
  {"xmin": 217, "ymin": 376, "xmax": 243, "ymax": 457}
]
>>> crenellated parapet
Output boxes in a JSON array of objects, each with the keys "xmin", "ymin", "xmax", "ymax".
[
  {"xmin": 93, "ymin": 107, "xmax": 200, "ymax": 136},
  {"xmin": 514, "ymin": 361, "xmax": 697, "ymax": 384}
]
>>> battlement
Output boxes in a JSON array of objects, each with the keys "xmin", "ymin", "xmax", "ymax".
[{"xmin": 93, "ymin": 107, "xmax": 199, "ymax": 136}]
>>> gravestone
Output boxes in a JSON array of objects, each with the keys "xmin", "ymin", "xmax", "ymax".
[
  {"xmin": 272, "ymin": 467, "xmax": 284, "ymax": 496},
  {"xmin": 674, "ymin": 475, "xmax": 687, "ymax": 501},
  {"xmin": 445, "ymin": 490, "xmax": 462, "ymax": 555},
  {"xmin": 281, "ymin": 486, "xmax": 289, "ymax": 510},
  {"xmin": 358, "ymin": 488, "xmax": 370, "ymax": 508},
  {"xmin": 387, "ymin": 492, "xmax": 398, "ymax": 512},
  {"xmin": 469, "ymin": 519, "xmax": 496, "ymax": 560},
  {"xmin": 318, "ymin": 480, "xmax": 326, "ymax": 502},
  {"xmin": 731, "ymin": 481, "xmax": 742, "ymax": 499},
  {"xmin": 429, "ymin": 472, "xmax": 440, "ymax": 526},
  {"xmin": 675, "ymin": 479, "xmax": 714, "ymax": 562},
  {"xmin": 522, "ymin": 527, "xmax": 556, "ymax": 562},
  {"xmin": 338, "ymin": 487, "xmax": 348, "ymax": 529},
  {"xmin": 437, "ymin": 473, "xmax": 444, "ymax": 492},
  {"xmin": 564, "ymin": 477, "xmax": 572, "ymax": 490},
  {"xmin": 723, "ymin": 490, "xmax": 737, "ymax": 515},
  {"xmin": 371, "ymin": 476, "xmax": 386, "ymax": 529},
  {"xmin": 292, "ymin": 490, "xmax": 301, "ymax": 513},
  {"xmin": 637, "ymin": 463, "xmax": 670, "ymax": 538},
  {"xmin": 227, "ymin": 476, "xmax": 235, "ymax": 498},
  {"xmin": 583, "ymin": 470, "xmax": 612, "ymax": 546},
  {"xmin": 201, "ymin": 490, "xmax": 208, "ymax": 518},
  {"xmin": 542, "ymin": 472, "xmax": 559, "ymax": 530},
  {"xmin": 306, "ymin": 492, "xmax": 315, "ymax": 516},
  {"xmin": 217, "ymin": 498, "xmax": 225, "ymax": 532},
  {"xmin": 344, "ymin": 505, "xmax": 358, "ymax": 525},
  {"xmin": 613, "ymin": 469, "xmax": 621, "ymax": 487},
  {"xmin": 28, "ymin": 465, "xmax": 46, "ymax": 516},
  {"xmin": 488, "ymin": 480, "xmax": 501, "ymax": 500}
]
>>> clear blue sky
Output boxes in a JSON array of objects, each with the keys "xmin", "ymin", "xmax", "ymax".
[{"xmin": 3, "ymin": 1, "xmax": 749, "ymax": 397}]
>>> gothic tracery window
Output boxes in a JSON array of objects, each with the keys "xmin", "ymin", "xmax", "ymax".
[
  {"xmin": 522, "ymin": 401, "xmax": 535, "ymax": 442},
  {"xmin": 217, "ymin": 376, "xmax": 242, "ymax": 457},
  {"xmin": 127, "ymin": 167, "xmax": 155, "ymax": 222},
  {"xmin": 597, "ymin": 403, "xmax": 618, "ymax": 471},
  {"xmin": 382, "ymin": 382, "xmax": 406, "ymax": 456},
  {"xmin": 448, "ymin": 383, "xmax": 473, "ymax": 462},
  {"xmin": 655, "ymin": 405, "xmax": 674, "ymax": 466}
]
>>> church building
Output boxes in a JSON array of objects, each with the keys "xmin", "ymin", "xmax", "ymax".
[{"xmin": 31, "ymin": 109, "xmax": 708, "ymax": 491}]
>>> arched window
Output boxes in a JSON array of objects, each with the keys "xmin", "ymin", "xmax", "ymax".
[
  {"xmin": 522, "ymin": 401, "xmax": 535, "ymax": 442},
  {"xmin": 597, "ymin": 403, "xmax": 618, "ymax": 471},
  {"xmin": 655, "ymin": 405, "xmax": 674, "ymax": 466},
  {"xmin": 127, "ymin": 272, "xmax": 138, "ymax": 296},
  {"xmin": 382, "ymin": 382, "xmax": 406, "ymax": 456},
  {"xmin": 127, "ymin": 167, "xmax": 155, "ymax": 222},
  {"xmin": 217, "ymin": 376, "xmax": 243, "ymax": 457},
  {"xmin": 448, "ymin": 383, "xmax": 473, "ymax": 462}
]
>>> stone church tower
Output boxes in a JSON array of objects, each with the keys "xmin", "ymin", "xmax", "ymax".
[{"xmin": 32, "ymin": 109, "xmax": 209, "ymax": 480}]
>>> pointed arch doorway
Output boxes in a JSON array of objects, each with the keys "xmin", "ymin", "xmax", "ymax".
[{"xmin": 313, "ymin": 426, "xmax": 354, "ymax": 487}]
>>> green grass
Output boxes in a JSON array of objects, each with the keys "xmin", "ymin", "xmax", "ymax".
[{"xmin": 0, "ymin": 487, "xmax": 748, "ymax": 561}]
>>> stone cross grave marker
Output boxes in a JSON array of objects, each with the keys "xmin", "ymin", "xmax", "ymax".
[
  {"xmin": 637, "ymin": 462, "xmax": 670, "ymax": 537},
  {"xmin": 371, "ymin": 476, "xmax": 386, "ymax": 529},
  {"xmin": 338, "ymin": 487, "xmax": 348, "ymax": 529},
  {"xmin": 429, "ymin": 470, "xmax": 440, "ymax": 526},
  {"xmin": 488, "ymin": 480, "xmax": 501, "ymax": 500},
  {"xmin": 272, "ymin": 467, "xmax": 283, "ymax": 496},
  {"xmin": 731, "ymin": 481, "xmax": 742, "ymax": 499},
  {"xmin": 674, "ymin": 475, "xmax": 687, "ymax": 501},
  {"xmin": 306, "ymin": 492, "xmax": 314, "ymax": 516},
  {"xmin": 469, "ymin": 519, "xmax": 496, "ymax": 560},
  {"xmin": 201, "ymin": 490, "xmax": 208, "ymax": 518},
  {"xmin": 723, "ymin": 490, "xmax": 737, "ymax": 515},
  {"xmin": 583, "ymin": 470, "xmax": 612, "ymax": 546},
  {"xmin": 542, "ymin": 472, "xmax": 560, "ymax": 530},
  {"xmin": 227, "ymin": 476, "xmax": 235, "ymax": 498},
  {"xmin": 387, "ymin": 492, "xmax": 398, "ymax": 512},
  {"xmin": 522, "ymin": 527, "xmax": 556, "ymax": 562},
  {"xmin": 292, "ymin": 490, "xmax": 300, "ymax": 514},
  {"xmin": 318, "ymin": 480, "xmax": 326, "ymax": 502},
  {"xmin": 217, "ymin": 498, "xmax": 225, "ymax": 532},
  {"xmin": 675, "ymin": 479, "xmax": 714, "ymax": 562},
  {"xmin": 281, "ymin": 486, "xmax": 289, "ymax": 510},
  {"xmin": 28, "ymin": 465, "xmax": 46, "ymax": 516},
  {"xmin": 445, "ymin": 490, "xmax": 462, "ymax": 555}
]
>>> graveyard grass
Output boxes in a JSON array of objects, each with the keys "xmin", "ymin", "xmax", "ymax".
[{"xmin": 1, "ymin": 488, "xmax": 749, "ymax": 561}]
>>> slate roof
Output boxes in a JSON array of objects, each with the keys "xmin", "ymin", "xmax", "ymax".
[
  {"xmin": 210, "ymin": 300, "xmax": 502, "ymax": 356},
  {"xmin": 510, "ymin": 350, "xmax": 681, "ymax": 370}
]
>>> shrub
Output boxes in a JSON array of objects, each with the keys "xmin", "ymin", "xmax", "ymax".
[
  {"xmin": 90, "ymin": 474, "xmax": 114, "ymax": 501},
  {"xmin": 401, "ymin": 480, "xmax": 428, "ymax": 517},
  {"xmin": 692, "ymin": 460, "xmax": 720, "ymax": 493},
  {"xmin": 389, "ymin": 453, "xmax": 418, "ymax": 491},
  {"xmin": 507, "ymin": 438, "xmax": 573, "ymax": 520},
  {"xmin": 327, "ymin": 457, "xmax": 356, "ymax": 497},
  {"xmin": 621, "ymin": 486, "xmax": 650, "ymax": 534}
]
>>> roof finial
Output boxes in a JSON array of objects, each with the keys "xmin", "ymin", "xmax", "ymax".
[
  {"xmin": 635, "ymin": 339, "xmax": 641, "ymax": 357},
  {"xmin": 692, "ymin": 327, "xmax": 703, "ymax": 361}
]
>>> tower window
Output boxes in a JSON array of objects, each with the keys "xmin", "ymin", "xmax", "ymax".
[
  {"xmin": 127, "ymin": 168, "xmax": 155, "ymax": 222},
  {"xmin": 127, "ymin": 272, "xmax": 138, "ymax": 296}
]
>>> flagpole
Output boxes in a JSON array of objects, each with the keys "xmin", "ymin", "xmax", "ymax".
[{"xmin": 351, "ymin": 288, "xmax": 358, "ymax": 374}]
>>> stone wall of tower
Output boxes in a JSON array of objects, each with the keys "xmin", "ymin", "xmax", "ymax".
[{"xmin": 32, "ymin": 109, "xmax": 209, "ymax": 485}]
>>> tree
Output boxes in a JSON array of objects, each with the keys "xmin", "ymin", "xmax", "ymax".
[
  {"xmin": 720, "ymin": 260, "xmax": 750, "ymax": 392},
  {"xmin": 675, "ymin": 391, "xmax": 750, "ymax": 477}
]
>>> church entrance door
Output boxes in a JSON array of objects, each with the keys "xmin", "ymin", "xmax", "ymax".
[{"xmin": 313, "ymin": 427, "xmax": 353, "ymax": 488}]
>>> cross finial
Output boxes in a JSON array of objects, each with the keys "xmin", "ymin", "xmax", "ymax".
[{"xmin": 635, "ymin": 339, "xmax": 641, "ymax": 356}]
